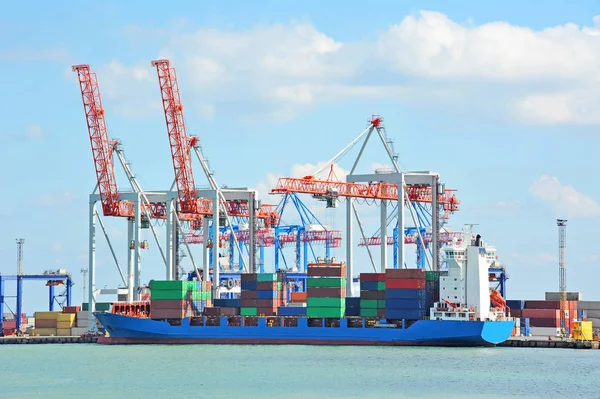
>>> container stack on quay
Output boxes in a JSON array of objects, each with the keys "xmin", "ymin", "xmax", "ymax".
[
  {"xmin": 239, "ymin": 273, "xmax": 283, "ymax": 317},
  {"xmin": 359, "ymin": 273, "xmax": 386, "ymax": 318},
  {"xmin": 1, "ymin": 313, "xmax": 28, "ymax": 335},
  {"xmin": 384, "ymin": 269, "xmax": 432, "ymax": 321},
  {"xmin": 306, "ymin": 262, "xmax": 346, "ymax": 318},
  {"xmin": 150, "ymin": 280, "xmax": 212, "ymax": 319},
  {"xmin": 30, "ymin": 306, "xmax": 89, "ymax": 336}
]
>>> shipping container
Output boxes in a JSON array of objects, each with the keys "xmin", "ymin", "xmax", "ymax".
[
  {"xmin": 306, "ymin": 307, "xmax": 345, "ymax": 318},
  {"xmin": 278, "ymin": 307, "xmax": 307, "ymax": 316},
  {"xmin": 359, "ymin": 273, "xmax": 385, "ymax": 282},
  {"xmin": 306, "ymin": 277, "xmax": 346, "ymax": 288},
  {"xmin": 213, "ymin": 299, "xmax": 241, "ymax": 308},
  {"xmin": 385, "ymin": 299, "xmax": 427, "ymax": 309},
  {"xmin": 525, "ymin": 300, "xmax": 560, "ymax": 310},
  {"xmin": 151, "ymin": 308, "xmax": 186, "ymax": 319},
  {"xmin": 386, "ymin": 279, "xmax": 425, "ymax": 290},
  {"xmin": 240, "ymin": 273, "xmax": 257, "ymax": 282},
  {"xmin": 578, "ymin": 301, "xmax": 600, "ymax": 311},
  {"xmin": 241, "ymin": 281, "xmax": 258, "ymax": 291},
  {"xmin": 29, "ymin": 328, "xmax": 57, "ymax": 336},
  {"xmin": 528, "ymin": 318, "xmax": 560, "ymax": 328},
  {"xmin": 385, "ymin": 268, "xmax": 426, "ymax": 279},
  {"xmin": 151, "ymin": 299, "xmax": 186, "ymax": 310},
  {"xmin": 33, "ymin": 311, "xmax": 61, "ymax": 320},
  {"xmin": 359, "ymin": 290, "xmax": 386, "ymax": 300},
  {"xmin": 63, "ymin": 306, "xmax": 81, "ymax": 314},
  {"xmin": 57, "ymin": 328, "xmax": 72, "ymax": 337},
  {"xmin": 290, "ymin": 292, "xmax": 307, "ymax": 303},
  {"xmin": 307, "ymin": 287, "xmax": 345, "ymax": 298},
  {"xmin": 150, "ymin": 289, "xmax": 189, "ymax": 300},
  {"xmin": 256, "ymin": 273, "xmax": 278, "ymax": 283},
  {"xmin": 385, "ymin": 288, "xmax": 427, "ymax": 300},
  {"xmin": 359, "ymin": 299, "xmax": 386, "ymax": 309},
  {"xmin": 256, "ymin": 291, "xmax": 278, "ymax": 299},
  {"xmin": 359, "ymin": 308, "xmax": 377, "ymax": 317},
  {"xmin": 307, "ymin": 266, "xmax": 346, "ymax": 278},
  {"xmin": 150, "ymin": 280, "xmax": 187, "ymax": 291},
  {"xmin": 307, "ymin": 297, "xmax": 345, "ymax": 308},
  {"xmin": 522, "ymin": 309, "xmax": 560, "ymax": 319},
  {"xmin": 34, "ymin": 319, "xmax": 57, "ymax": 328},
  {"xmin": 425, "ymin": 271, "xmax": 440, "ymax": 281},
  {"xmin": 544, "ymin": 292, "xmax": 582, "ymax": 301},
  {"xmin": 359, "ymin": 281, "xmax": 379, "ymax": 291}
]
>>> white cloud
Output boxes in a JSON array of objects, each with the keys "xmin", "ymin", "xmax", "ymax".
[
  {"xmin": 102, "ymin": 12, "xmax": 600, "ymax": 125},
  {"xmin": 529, "ymin": 175, "xmax": 600, "ymax": 218},
  {"xmin": 580, "ymin": 254, "xmax": 600, "ymax": 263}
]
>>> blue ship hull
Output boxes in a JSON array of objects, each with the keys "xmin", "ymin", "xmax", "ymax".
[{"xmin": 94, "ymin": 313, "xmax": 515, "ymax": 347}]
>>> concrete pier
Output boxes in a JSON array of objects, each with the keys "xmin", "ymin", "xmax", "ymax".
[
  {"xmin": 499, "ymin": 336, "xmax": 599, "ymax": 349},
  {"xmin": 0, "ymin": 335, "xmax": 99, "ymax": 345}
]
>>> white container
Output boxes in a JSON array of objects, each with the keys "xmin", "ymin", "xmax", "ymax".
[
  {"xmin": 578, "ymin": 301, "xmax": 600, "ymax": 311},
  {"xmin": 529, "ymin": 327, "xmax": 560, "ymax": 337}
]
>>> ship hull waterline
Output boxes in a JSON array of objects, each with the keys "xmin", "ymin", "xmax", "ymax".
[{"xmin": 95, "ymin": 313, "xmax": 515, "ymax": 348}]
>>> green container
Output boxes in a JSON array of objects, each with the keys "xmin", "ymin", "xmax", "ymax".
[
  {"xmin": 187, "ymin": 281, "xmax": 197, "ymax": 291},
  {"xmin": 378, "ymin": 300, "xmax": 386, "ymax": 308},
  {"xmin": 95, "ymin": 302, "xmax": 111, "ymax": 311},
  {"xmin": 306, "ymin": 307, "xmax": 345, "ymax": 318},
  {"xmin": 150, "ymin": 289, "xmax": 187, "ymax": 300},
  {"xmin": 82, "ymin": 302, "xmax": 89, "ymax": 311},
  {"xmin": 377, "ymin": 281, "xmax": 386, "ymax": 291},
  {"xmin": 241, "ymin": 307, "xmax": 257, "ymax": 316},
  {"xmin": 360, "ymin": 299, "xmax": 378, "ymax": 309},
  {"xmin": 150, "ymin": 280, "xmax": 187, "ymax": 291},
  {"xmin": 426, "ymin": 271, "xmax": 440, "ymax": 281},
  {"xmin": 306, "ymin": 277, "xmax": 346, "ymax": 288},
  {"xmin": 278, "ymin": 282, "xmax": 283, "ymax": 290},
  {"xmin": 360, "ymin": 308, "xmax": 378, "ymax": 317},
  {"xmin": 256, "ymin": 273, "xmax": 278, "ymax": 282},
  {"xmin": 307, "ymin": 297, "xmax": 345, "ymax": 308}
]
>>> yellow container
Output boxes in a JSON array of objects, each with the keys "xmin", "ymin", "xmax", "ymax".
[
  {"xmin": 573, "ymin": 321, "xmax": 593, "ymax": 340},
  {"xmin": 56, "ymin": 328, "xmax": 72, "ymax": 336},
  {"xmin": 57, "ymin": 320, "xmax": 75, "ymax": 329},
  {"xmin": 57, "ymin": 313, "xmax": 76, "ymax": 322},
  {"xmin": 34, "ymin": 311, "xmax": 61, "ymax": 320},
  {"xmin": 30, "ymin": 328, "xmax": 57, "ymax": 336}
]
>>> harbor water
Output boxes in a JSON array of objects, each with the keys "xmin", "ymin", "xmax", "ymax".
[{"xmin": 0, "ymin": 344, "xmax": 598, "ymax": 398}]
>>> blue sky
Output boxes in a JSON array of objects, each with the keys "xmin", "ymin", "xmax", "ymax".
[{"xmin": 1, "ymin": 1, "xmax": 600, "ymax": 314}]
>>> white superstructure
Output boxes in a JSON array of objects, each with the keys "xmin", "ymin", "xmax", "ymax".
[{"xmin": 430, "ymin": 232, "xmax": 509, "ymax": 322}]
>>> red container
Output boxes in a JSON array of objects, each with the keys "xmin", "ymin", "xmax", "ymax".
[
  {"xmin": 385, "ymin": 279, "xmax": 425, "ymax": 289},
  {"xmin": 256, "ymin": 307, "xmax": 277, "ymax": 316},
  {"xmin": 385, "ymin": 268, "xmax": 426, "ymax": 279},
  {"xmin": 151, "ymin": 308, "xmax": 185, "ymax": 319},
  {"xmin": 63, "ymin": 306, "xmax": 81, "ymax": 314},
  {"xmin": 360, "ymin": 273, "xmax": 385, "ymax": 282},
  {"xmin": 307, "ymin": 287, "xmax": 345, "ymax": 298},
  {"xmin": 204, "ymin": 307, "xmax": 221, "ymax": 316},
  {"xmin": 290, "ymin": 292, "xmax": 307, "ymax": 303},
  {"xmin": 256, "ymin": 282, "xmax": 278, "ymax": 290},
  {"xmin": 255, "ymin": 299, "xmax": 278, "ymax": 308},
  {"xmin": 525, "ymin": 300, "xmax": 560, "ymax": 310},
  {"xmin": 241, "ymin": 298, "xmax": 258, "ymax": 307},
  {"xmin": 307, "ymin": 266, "xmax": 346, "ymax": 278},
  {"xmin": 2, "ymin": 320, "xmax": 16, "ymax": 329},
  {"xmin": 510, "ymin": 309, "xmax": 522, "ymax": 318},
  {"xmin": 34, "ymin": 319, "xmax": 57, "ymax": 328},
  {"xmin": 151, "ymin": 299, "xmax": 185, "ymax": 310},
  {"xmin": 377, "ymin": 308, "xmax": 386, "ymax": 318},
  {"xmin": 529, "ymin": 317, "xmax": 560, "ymax": 328},
  {"xmin": 359, "ymin": 290, "xmax": 386, "ymax": 300},
  {"xmin": 240, "ymin": 273, "xmax": 257, "ymax": 282},
  {"xmin": 522, "ymin": 309, "xmax": 560, "ymax": 319},
  {"xmin": 241, "ymin": 291, "xmax": 258, "ymax": 299},
  {"xmin": 220, "ymin": 307, "xmax": 240, "ymax": 316}
]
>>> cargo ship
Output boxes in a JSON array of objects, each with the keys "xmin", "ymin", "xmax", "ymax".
[{"xmin": 95, "ymin": 234, "xmax": 515, "ymax": 347}]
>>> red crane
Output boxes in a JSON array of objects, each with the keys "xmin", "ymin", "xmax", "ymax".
[
  {"xmin": 151, "ymin": 59, "xmax": 201, "ymax": 215},
  {"xmin": 271, "ymin": 173, "xmax": 459, "ymax": 212}
]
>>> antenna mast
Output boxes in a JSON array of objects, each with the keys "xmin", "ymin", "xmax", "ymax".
[
  {"xmin": 557, "ymin": 219, "xmax": 567, "ymax": 334},
  {"xmin": 16, "ymin": 238, "xmax": 25, "ymax": 275}
]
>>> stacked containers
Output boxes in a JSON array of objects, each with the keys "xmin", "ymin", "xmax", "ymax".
[
  {"xmin": 522, "ymin": 299, "xmax": 578, "ymax": 333},
  {"xmin": 31, "ymin": 311, "xmax": 61, "ymax": 336},
  {"xmin": 306, "ymin": 262, "xmax": 346, "ymax": 318},
  {"xmin": 345, "ymin": 297, "xmax": 361, "ymax": 317},
  {"xmin": 425, "ymin": 271, "xmax": 440, "ymax": 308},
  {"xmin": 359, "ymin": 273, "xmax": 385, "ymax": 318},
  {"xmin": 385, "ymin": 269, "xmax": 427, "ymax": 320},
  {"xmin": 57, "ymin": 313, "xmax": 76, "ymax": 336},
  {"xmin": 150, "ymin": 280, "xmax": 212, "ymax": 319},
  {"xmin": 240, "ymin": 273, "xmax": 281, "ymax": 316}
]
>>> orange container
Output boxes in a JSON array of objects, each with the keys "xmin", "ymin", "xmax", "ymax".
[{"xmin": 290, "ymin": 292, "xmax": 307, "ymax": 303}]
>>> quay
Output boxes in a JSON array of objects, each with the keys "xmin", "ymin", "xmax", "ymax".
[
  {"xmin": 499, "ymin": 336, "xmax": 599, "ymax": 349},
  {"xmin": 0, "ymin": 335, "xmax": 99, "ymax": 345}
]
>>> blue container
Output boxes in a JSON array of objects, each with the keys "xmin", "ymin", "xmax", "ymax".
[
  {"xmin": 386, "ymin": 299, "xmax": 427, "ymax": 309},
  {"xmin": 257, "ymin": 290, "xmax": 278, "ymax": 299},
  {"xmin": 345, "ymin": 307, "xmax": 361, "ymax": 316},
  {"xmin": 386, "ymin": 309, "xmax": 428, "ymax": 320},
  {"xmin": 520, "ymin": 317, "xmax": 530, "ymax": 329},
  {"xmin": 241, "ymin": 281, "xmax": 257, "ymax": 291},
  {"xmin": 346, "ymin": 297, "xmax": 361, "ymax": 307},
  {"xmin": 506, "ymin": 300, "xmax": 525, "ymax": 310},
  {"xmin": 385, "ymin": 288, "xmax": 426, "ymax": 300},
  {"xmin": 522, "ymin": 326, "xmax": 530, "ymax": 336},
  {"xmin": 360, "ymin": 281, "xmax": 379, "ymax": 291},
  {"xmin": 578, "ymin": 309, "xmax": 586, "ymax": 320},
  {"xmin": 278, "ymin": 306, "xmax": 307, "ymax": 316},
  {"xmin": 214, "ymin": 299, "xmax": 241, "ymax": 308}
]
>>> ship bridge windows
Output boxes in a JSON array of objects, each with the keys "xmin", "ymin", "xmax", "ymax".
[{"xmin": 445, "ymin": 250, "xmax": 465, "ymax": 259}]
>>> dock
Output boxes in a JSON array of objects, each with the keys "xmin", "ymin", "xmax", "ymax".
[
  {"xmin": 0, "ymin": 335, "xmax": 99, "ymax": 345},
  {"xmin": 499, "ymin": 336, "xmax": 599, "ymax": 349}
]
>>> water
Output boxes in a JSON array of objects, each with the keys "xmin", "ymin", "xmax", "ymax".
[{"xmin": 0, "ymin": 344, "xmax": 598, "ymax": 398}]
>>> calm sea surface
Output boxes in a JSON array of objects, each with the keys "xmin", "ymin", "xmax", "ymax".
[{"xmin": 0, "ymin": 344, "xmax": 598, "ymax": 398}]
